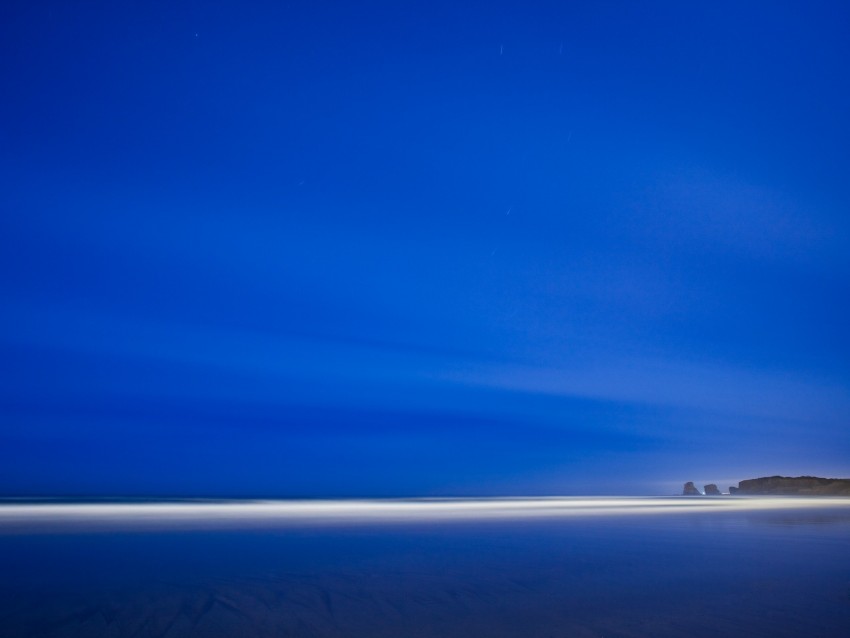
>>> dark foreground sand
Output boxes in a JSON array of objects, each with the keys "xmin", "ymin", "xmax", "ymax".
[{"xmin": 5, "ymin": 566, "xmax": 850, "ymax": 638}]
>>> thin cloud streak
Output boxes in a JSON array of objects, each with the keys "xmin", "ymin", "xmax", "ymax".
[{"xmin": 441, "ymin": 358, "xmax": 850, "ymax": 425}]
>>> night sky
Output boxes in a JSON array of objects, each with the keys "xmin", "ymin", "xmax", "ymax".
[{"xmin": 2, "ymin": 1, "xmax": 849, "ymax": 497}]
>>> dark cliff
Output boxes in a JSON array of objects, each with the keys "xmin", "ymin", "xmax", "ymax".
[{"xmin": 730, "ymin": 476, "xmax": 850, "ymax": 496}]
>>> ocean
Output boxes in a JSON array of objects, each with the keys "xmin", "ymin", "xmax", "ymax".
[{"xmin": 1, "ymin": 497, "xmax": 849, "ymax": 637}]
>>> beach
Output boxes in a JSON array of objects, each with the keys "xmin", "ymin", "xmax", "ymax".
[{"xmin": 2, "ymin": 497, "xmax": 849, "ymax": 637}]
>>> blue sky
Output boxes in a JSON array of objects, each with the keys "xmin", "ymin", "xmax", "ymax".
[{"xmin": 2, "ymin": 1, "xmax": 849, "ymax": 496}]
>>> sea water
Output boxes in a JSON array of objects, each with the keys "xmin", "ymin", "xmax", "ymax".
[{"xmin": 1, "ymin": 497, "xmax": 849, "ymax": 637}]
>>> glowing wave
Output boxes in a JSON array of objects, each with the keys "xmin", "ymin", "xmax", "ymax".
[{"xmin": 2, "ymin": 496, "xmax": 850, "ymax": 530}]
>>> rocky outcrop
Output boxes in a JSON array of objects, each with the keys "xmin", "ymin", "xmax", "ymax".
[
  {"xmin": 704, "ymin": 484, "xmax": 721, "ymax": 496},
  {"xmin": 731, "ymin": 476, "xmax": 850, "ymax": 496},
  {"xmin": 682, "ymin": 482, "xmax": 702, "ymax": 496}
]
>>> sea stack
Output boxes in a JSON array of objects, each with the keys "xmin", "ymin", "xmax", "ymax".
[
  {"xmin": 682, "ymin": 482, "xmax": 702, "ymax": 496},
  {"xmin": 704, "ymin": 484, "xmax": 721, "ymax": 496}
]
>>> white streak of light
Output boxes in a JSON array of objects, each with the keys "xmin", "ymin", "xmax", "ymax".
[{"xmin": 1, "ymin": 497, "xmax": 849, "ymax": 530}]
